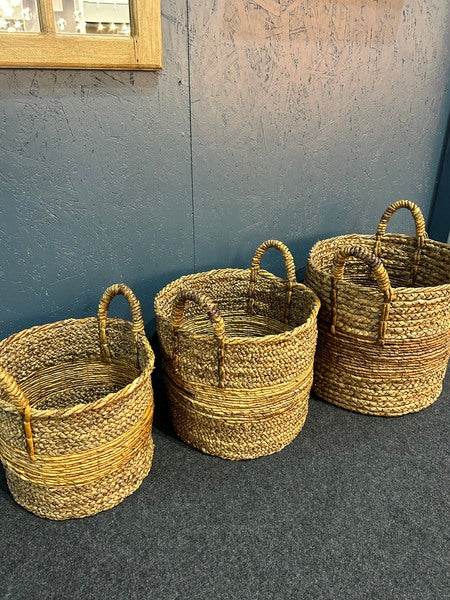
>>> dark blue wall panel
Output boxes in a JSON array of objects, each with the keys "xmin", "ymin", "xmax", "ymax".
[
  {"xmin": 189, "ymin": 0, "xmax": 450, "ymax": 275},
  {"xmin": 429, "ymin": 117, "xmax": 450, "ymax": 243},
  {"xmin": 0, "ymin": 1, "xmax": 194, "ymax": 337}
]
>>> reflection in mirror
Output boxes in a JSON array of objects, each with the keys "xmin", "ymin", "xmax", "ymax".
[
  {"xmin": 52, "ymin": 0, "xmax": 130, "ymax": 35},
  {"xmin": 0, "ymin": 0, "xmax": 40, "ymax": 32}
]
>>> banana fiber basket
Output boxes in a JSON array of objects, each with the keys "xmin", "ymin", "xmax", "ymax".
[
  {"xmin": 0, "ymin": 284, "xmax": 154, "ymax": 519},
  {"xmin": 306, "ymin": 200, "xmax": 450, "ymax": 416},
  {"xmin": 155, "ymin": 240, "xmax": 320, "ymax": 460}
]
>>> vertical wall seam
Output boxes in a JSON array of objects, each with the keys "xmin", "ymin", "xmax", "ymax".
[
  {"xmin": 428, "ymin": 112, "xmax": 450, "ymax": 240},
  {"xmin": 186, "ymin": 0, "xmax": 196, "ymax": 269}
]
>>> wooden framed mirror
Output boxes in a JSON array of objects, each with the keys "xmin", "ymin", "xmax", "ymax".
[{"xmin": 0, "ymin": 0, "xmax": 161, "ymax": 69}]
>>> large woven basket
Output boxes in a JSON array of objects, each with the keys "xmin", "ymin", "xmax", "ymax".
[
  {"xmin": 305, "ymin": 200, "xmax": 450, "ymax": 416},
  {"xmin": 155, "ymin": 240, "xmax": 320, "ymax": 460},
  {"xmin": 0, "ymin": 284, "xmax": 154, "ymax": 519}
]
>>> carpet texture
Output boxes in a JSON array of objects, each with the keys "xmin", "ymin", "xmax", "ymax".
[{"xmin": 0, "ymin": 349, "xmax": 448, "ymax": 600}]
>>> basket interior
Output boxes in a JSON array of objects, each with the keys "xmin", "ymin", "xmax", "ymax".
[
  {"xmin": 309, "ymin": 234, "xmax": 450, "ymax": 289},
  {"xmin": 156, "ymin": 268, "xmax": 318, "ymax": 339},
  {"xmin": 182, "ymin": 312, "xmax": 290, "ymax": 338},
  {"xmin": 21, "ymin": 359, "xmax": 140, "ymax": 411},
  {"xmin": 0, "ymin": 318, "xmax": 149, "ymax": 412}
]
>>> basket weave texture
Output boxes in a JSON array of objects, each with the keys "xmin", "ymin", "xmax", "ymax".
[
  {"xmin": 155, "ymin": 240, "xmax": 320, "ymax": 460},
  {"xmin": 0, "ymin": 284, "xmax": 154, "ymax": 519},
  {"xmin": 305, "ymin": 200, "xmax": 450, "ymax": 416}
]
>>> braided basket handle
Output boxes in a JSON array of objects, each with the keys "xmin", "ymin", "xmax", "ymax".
[
  {"xmin": 0, "ymin": 368, "xmax": 36, "ymax": 461},
  {"xmin": 98, "ymin": 284, "xmax": 145, "ymax": 363},
  {"xmin": 331, "ymin": 245, "xmax": 394, "ymax": 344},
  {"xmin": 375, "ymin": 200, "xmax": 427, "ymax": 284},
  {"xmin": 171, "ymin": 289, "xmax": 226, "ymax": 388},
  {"xmin": 248, "ymin": 239, "xmax": 297, "ymax": 322}
]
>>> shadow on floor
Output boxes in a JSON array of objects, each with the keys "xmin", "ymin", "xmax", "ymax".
[{"xmin": 148, "ymin": 331, "xmax": 176, "ymax": 437}]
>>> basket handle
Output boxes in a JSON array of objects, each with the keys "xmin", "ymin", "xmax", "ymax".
[
  {"xmin": 248, "ymin": 239, "xmax": 297, "ymax": 323},
  {"xmin": 375, "ymin": 200, "xmax": 427, "ymax": 284},
  {"xmin": 98, "ymin": 284, "xmax": 145, "ymax": 363},
  {"xmin": 171, "ymin": 289, "xmax": 226, "ymax": 388},
  {"xmin": 331, "ymin": 245, "xmax": 394, "ymax": 344},
  {"xmin": 0, "ymin": 368, "xmax": 36, "ymax": 461}
]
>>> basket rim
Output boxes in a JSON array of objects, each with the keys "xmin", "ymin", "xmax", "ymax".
[
  {"xmin": 0, "ymin": 316, "xmax": 154, "ymax": 418},
  {"xmin": 154, "ymin": 267, "xmax": 320, "ymax": 345},
  {"xmin": 308, "ymin": 233, "xmax": 450, "ymax": 294}
]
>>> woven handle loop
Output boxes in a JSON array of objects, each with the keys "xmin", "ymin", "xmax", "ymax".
[
  {"xmin": 98, "ymin": 284, "xmax": 145, "ymax": 363},
  {"xmin": 375, "ymin": 200, "xmax": 427, "ymax": 284},
  {"xmin": 331, "ymin": 245, "xmax": 394, "ymax": 344},
  {"xmin": 332, "ymin": 246, "xmax": 392, "ymax": 296},
  {"xmin": 376, "ymin": 200, "xmax": 426, "ymax": 241},
  {"xmin": 171, "ymin": 289, "xmax": 226, "ymax": 388},
  {"xmin": 0, "ymin": 368, "xmax": 36, "ymax": 461},
  {"xmin": 248, "ymin": 239, "xmax": 297, "ymax": 322}
]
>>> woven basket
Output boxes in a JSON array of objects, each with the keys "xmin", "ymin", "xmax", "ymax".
[
  {"xmin": 305, "ymin": 200, "xmax": 450, "ymax": 416},
  {"xmin": 155, "ymin": 240, "xmax": 320, "ymax": 460},
  {"xmin": 0, "ymin": 284, "xmax": 154, "ymax": 519}
]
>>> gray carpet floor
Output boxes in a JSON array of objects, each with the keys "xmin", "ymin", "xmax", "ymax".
[{"xmin": 0, "ymin": 354, "xmax": 448, "ymax": 600}]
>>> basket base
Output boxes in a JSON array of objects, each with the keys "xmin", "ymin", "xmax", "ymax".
[
  {"xmin": 313, "ymin": 328, "xmax": 448, "ymax": 416},
  {"xmin": 171, "ymin": 401, "xmax": 308, "ymax": 460},
  {"xmin": 5, "ymin": 442, "xmax": 154, "ymax": 520},
  {"xmin": 313, "ymin": 386, "xmax": 441, "ymax": 417}
]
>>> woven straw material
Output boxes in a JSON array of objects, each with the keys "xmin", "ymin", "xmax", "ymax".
[
  {"xmin": 306, "ymin": 200, "xmax": 450, "ymax": 416},
  {"xmin": 155, "ymin": 240, "xmax": 320, "ymax": 460},
  {"xmin": 0, "ymin": 284, "xmax": 155, "ymax": 520}
]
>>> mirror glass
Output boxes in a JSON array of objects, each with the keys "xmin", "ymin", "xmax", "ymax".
[
  {"xmin": 0, "ymin": 0, "xmax": 40, "ymax": 32},
  {"xmin": 52, "ymin": 0, "xmax": 131, "ymax": 35}
]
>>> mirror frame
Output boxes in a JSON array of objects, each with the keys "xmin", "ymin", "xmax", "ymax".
[{"xmin": 0, "ymin": 0, "xmax": 162, "ymax": 69}]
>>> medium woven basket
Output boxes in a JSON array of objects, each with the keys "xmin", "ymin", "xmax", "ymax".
[
  {"xmin": 155, "ymin": 240, "xmax": 320, "ymax": 460},
  {"xmin": 305, "ymin": 200, "xmax": 450, "ymax": 416},
  {"xmin": 0, "ymin": 284, "xmax": 154, "ymax": 520}
]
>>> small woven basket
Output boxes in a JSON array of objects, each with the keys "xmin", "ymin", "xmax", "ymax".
[
  {"xmin": 0, "ymin": 284, "xmax": 154, "ymax": 519},
  {"xmin": 155, "ymin": 240, "xmax": 320, "ymax": 460},
  {"xmin": 306, "ymin": 200, "xmax": 450, "ymax": 416}
]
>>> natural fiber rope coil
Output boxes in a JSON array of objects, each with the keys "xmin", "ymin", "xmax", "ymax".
[
  {"xmin": 305, "ymin": 200, "xmax": 450, "ymax": 416},
  {"xmin": 155, "ymin": 239, "xmax": 320, "ymax": 460},
  {"xmin": 0, "ymin": 284, "xmax": 155, "ymax": 519}
]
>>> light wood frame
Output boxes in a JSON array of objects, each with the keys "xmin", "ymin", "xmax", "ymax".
[{"xmin": 0, "ymin": 0, "xmax": 162, "ymax": 69}]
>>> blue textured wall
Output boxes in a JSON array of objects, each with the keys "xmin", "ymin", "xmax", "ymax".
[{"xmin": 0, "ymin": 0, "xmax": 449, "ymax": 338}]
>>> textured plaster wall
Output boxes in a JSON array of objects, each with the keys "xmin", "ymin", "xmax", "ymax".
[
  {"xmin": 0, "ymin": 0, "xmax": 449, "ymax": 337},
  {"xmin": 189, "ymin": 0, "xmax": 450, "ymax": 269}
]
